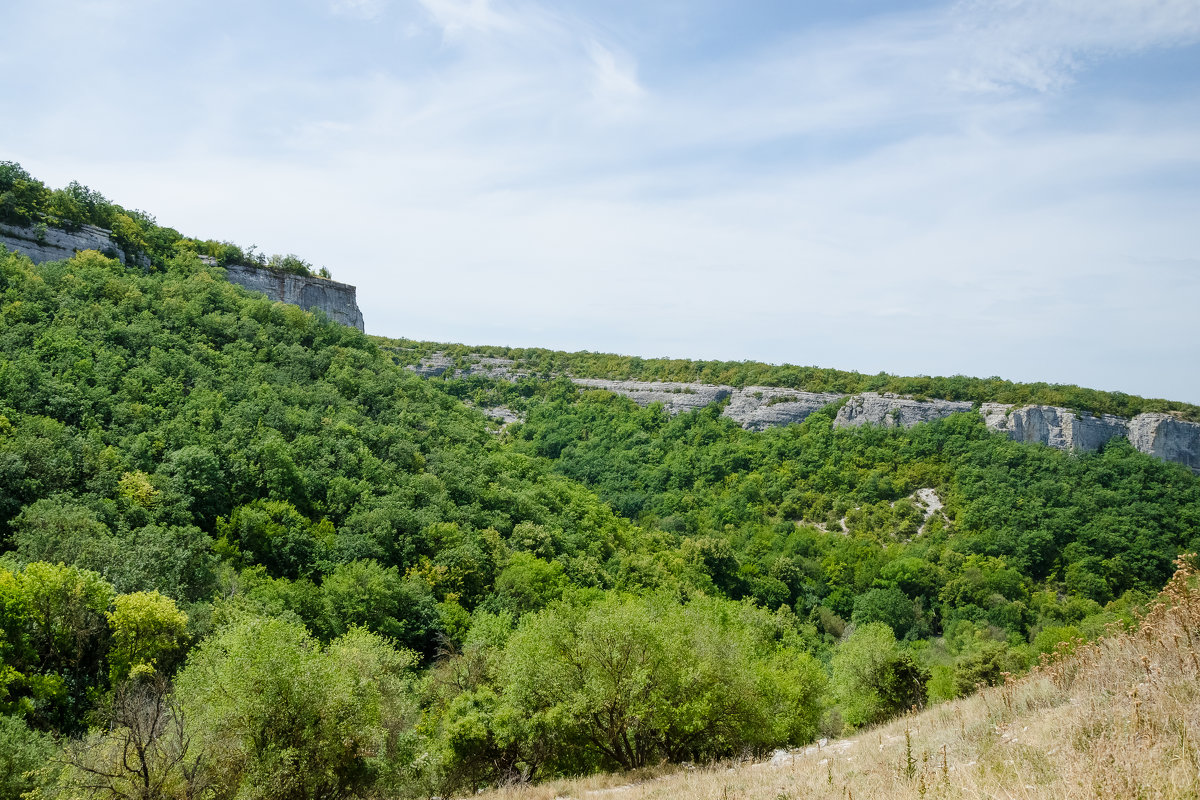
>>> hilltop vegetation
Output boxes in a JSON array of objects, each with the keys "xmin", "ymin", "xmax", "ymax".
[
  {"xmin": 0, "ymin": 161, "xmax": 329, "ymax": 278},
  {"xmin": 0, "ymin": 184, "xmax": 1198, "ymax": 798}
]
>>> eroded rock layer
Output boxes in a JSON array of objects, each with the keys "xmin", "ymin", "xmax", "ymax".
[
  {"xmin": 1, "ymin": 221, "xmax": 143, "ymax": 265},
  {"xmin": 223, "ymin": 264, "xmax": 364, "ymax": 331},
  {"xmin": 406, "ymin": 354, "xmax": 1200, "ymax": 472}
]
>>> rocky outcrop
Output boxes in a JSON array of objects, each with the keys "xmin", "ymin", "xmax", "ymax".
[
  {"xmin": 570, "ymin": 382, "xmax": 1200, "ymax": 473},
  {"xmin": 0, "ymin": 221, "xmax": 143, "ymax": 265},
  {"xmin": 835, "ymin": 393, "xmax": 973, "ymax": 428},
  {"xmin": 402, "ymin": 354, "xmax": 1200, "ymax": 474},
  {"xmin": 456, "ymin": 357, "xmax": 530, "ymax": 382},
  {"xmin": 406, "ymin": 355, "xmax": 530, "ymax": 380},
  {"xmin": 568, "ymin": 379, "xmax": 839, "ymax": 427},
  {"xmin": 409, "ymin": 353, "xmax": 455, "ymax": 377},
  {"xmin": 573, "ymin": 379, "xmax": 733, "ymax": 415},
  {"xmin": 723, "ymin": 387, "xmax": 845, "ymax": 431},
  {"xmin": 481, "ymin": 405, "xmax": 522, "ymax": 426},
  {"xmin": 1127, "ymin": 413, "xmax": 1200, "ymax": 473},
  {"xmin": 981, "ymin": 403, "xmax": 1129, "ymax": 452},
  {"xmin": 223, "ymin": 264, "xmax": 364, "ymax": 331}
]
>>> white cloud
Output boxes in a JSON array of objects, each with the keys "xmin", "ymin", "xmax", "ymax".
[
  {"xmin": 330, "ymin": 0, "xmax": 389, "ymax": 20},
  {"xmin": 585, "ymin": 41, "xmax": 644, "ymax": 112},
  {"xmin": 415, "ymin": 0, "xmax": 514, "ymax": 38},
  {"xmin": 948, "ymin": 0, "xmax": 1200, "ymax": 92}
]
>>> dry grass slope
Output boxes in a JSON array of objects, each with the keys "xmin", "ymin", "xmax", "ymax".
[{"xmin": 471, "ymin": 556, "xmax": 1200, "ymax": 800}]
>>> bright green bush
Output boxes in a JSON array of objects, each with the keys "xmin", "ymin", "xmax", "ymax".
[
  {"xmin": 175, "ymin": 616, "xmax": 417, "ymax": 800},
  {"xmin": 831, "ymin": 622, "xmax": 929, "ymax": 727}
]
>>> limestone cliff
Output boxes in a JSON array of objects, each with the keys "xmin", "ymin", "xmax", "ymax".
[
  {"xmin": 223, "ymin": 264, "xmax": 364, "ymax": 331},
  {"xmin": 835, "ymin": 393, "xmax": 974, "ymax": 428},
  {"xmin": 573, "ymin": 379, "xmax": 733, "ymax": 415},
  {"xmin": 405, "ymin": 352, "xmax": 1200, "ymax": 472},
  {"xmin": 1, "ymin": 222, "xmax": 365, "ymax": 332},
  {"xmin": 723, "ymin": 387, "xmax": 845, "ymax": 431},
  {"xmin": 0, "ymin": 221, "xmax": 143, "ymax": 266},
  {"xmin": 1127, "ymin": 413, "xmax": 1200, "ymax": 473},
  {"xmin": 981, "ymin": 403, "xmax": 1129, "ymax": 452}
]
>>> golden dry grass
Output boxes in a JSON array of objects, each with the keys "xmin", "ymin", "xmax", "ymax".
[{"xmin": 467, "ymin": 557, "xmax": 1200, "ymax": 800}]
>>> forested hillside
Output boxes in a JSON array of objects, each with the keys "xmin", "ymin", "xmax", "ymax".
[{"xmin": 1, "ymin": 217, "xmax": 1198, "ymax": 798}]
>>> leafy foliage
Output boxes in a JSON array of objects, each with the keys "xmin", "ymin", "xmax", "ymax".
[
  {"xmin": 0, "ymin": 161, "xmax": 330, "ymax": 278},
  {"xmin": 831, "ymin": 623, "xmax": 929, "ymax": 727},
  {"xmin": 174, "ymin": 617, "xmax": 417, "ymax": 800}
]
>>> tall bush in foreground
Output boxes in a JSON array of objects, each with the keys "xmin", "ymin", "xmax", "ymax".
[
  {"xmin": 0, "ymin": 714, "xmax": 52, "ymax": 800},
  {"xmin": 498, "ymin": 593, "xmax": 825, "ymax": 775},
  {"xmin": 174, "ymin": 616, "xmax": 417, "ymax": 800},
  {"xmin": 831, "ymin": 622, "xmax": 929, "ymax": 728}
]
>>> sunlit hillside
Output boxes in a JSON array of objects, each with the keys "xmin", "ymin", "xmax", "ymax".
[{"xmin": 471, "ymin": 556, "xmax": 1200, "ymax": 800}]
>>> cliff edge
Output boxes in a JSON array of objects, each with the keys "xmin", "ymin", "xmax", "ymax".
[
  {"xmin": 0, "ymin": 221, "xmax": 365, "ymax": 332},
  {"xmin": 222, "ymin": 263, "xmax": 364, "ymax": 331}
]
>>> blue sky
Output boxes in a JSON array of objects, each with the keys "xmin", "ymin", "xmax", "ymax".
[{"xmin": 3, "ymin": 0, "xmax": 1200, "ymax": 402}]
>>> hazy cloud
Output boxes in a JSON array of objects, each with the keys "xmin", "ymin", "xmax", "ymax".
[
  {"xmin": 949, "ymin": 0, "xmax": 1200, "ymax": 92},
  {"xmin": 415, "ymin": 0, "xmax": 514, "ymax": 38},
  {"xmin": 586, "ymin": 42, "xmax": 645, "ymax": 111},
  {"xmin": 330, "ymin": 0, "xmax": 389, "ymax": 20}
]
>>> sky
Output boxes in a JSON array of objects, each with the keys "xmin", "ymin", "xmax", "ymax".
[{"xmin": 3, "ymin": 0, "xmax": 1200, "ymax": 402}]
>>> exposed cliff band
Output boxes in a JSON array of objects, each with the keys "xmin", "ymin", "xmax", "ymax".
[
  {"xmin": 0, "ymin": 221, "xmax": 365, "ymax": 332},
  {"xmin": 410, "ymin": 354, "xmax": 1200, "ymax": 473},
  {"xmin": 221, "ymin": 263, "xmax": 364, "ymax": 331}
]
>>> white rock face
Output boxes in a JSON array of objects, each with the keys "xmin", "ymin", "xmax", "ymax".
[
  {"xmin": 407, "ymin": 355, "xmax": 531, "ymax": 381},
  {"xmin": 407, "ymin": 353, "xmax": 455, "ymax": 377},
  {"xmin": 223, "ymin": 264, "xmax": 364, "ymax": 331},
  {"xmin": 572, "ymin": 378, "xmax": 733, "ymax": 414},
  {"xmin": 834, "ymin": 393, "xmax": 973, "ymax": 428},
  {"xmin": 457, "ymin": 357, "xmax": 529, "ymax": 381},
  {"xmin": 723, "ymin": 387, "xmax": 845, "ymax": 430},
  {"xmin": 384, "ymin": 358, "xmax": 1200, "ymax": 474},
  {"xmin": 1127, "ymin": 413, "xmax": 1200, "ymax": 472},
  {"xmin": 558, "ymin": 379, "xmax": 1200, "ymax": 473},
  {"xmin": 1, "ymin": 221, "xmax": 139, "ymax": 265},
  {"xmin": 981, "ymin": 403, "xmax": 1129, "ymax": 452}
]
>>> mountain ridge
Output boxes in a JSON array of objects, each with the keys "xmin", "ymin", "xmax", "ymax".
[{"xmin": 400, "ymin": 348, "xmax": 1200, "ymax": 473}]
